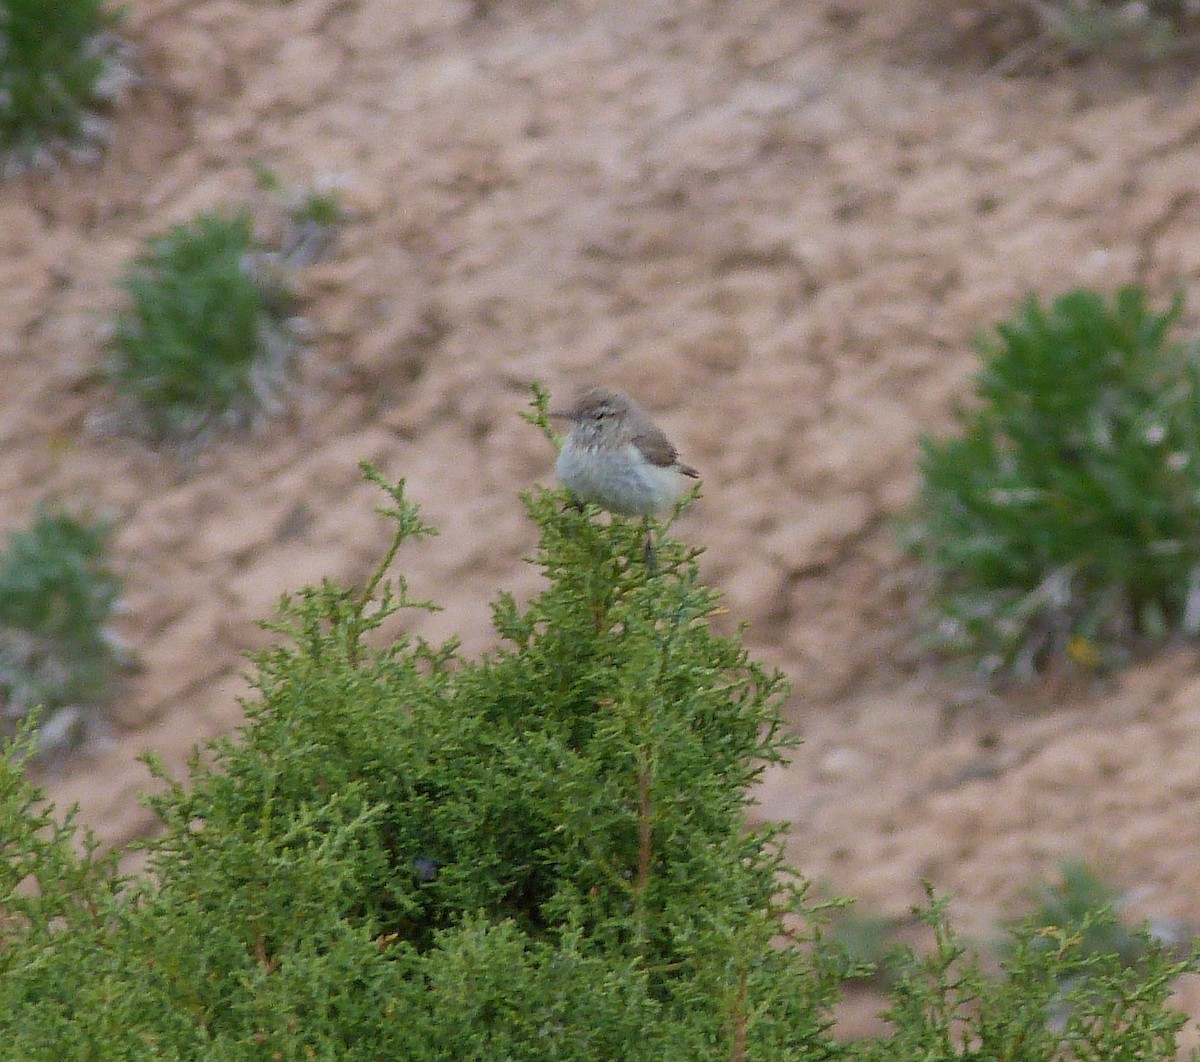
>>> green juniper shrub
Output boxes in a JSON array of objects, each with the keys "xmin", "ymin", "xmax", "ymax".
[
  {"xmin": 0, "ymin": 0, "xmax": 133, "ymax": 175},
  {"xmin": 123, "ymin": 455, "xmax": 845, "ymax": 1059},
  {"xmin": 107, "ymin": 207, "xmax": 303, "ymax": 444},
  {"xmin": 0, "ymin": 721, "xmax": 149, "ymax": 1052},
  {"xmin": 853, "ymin": 888, "xmax": 1196, "ymax": 1061},
  {"xmin": 0, "ymin": 506, "xmax": 124, "ymax": 756},
  {"xmin": 819, "ymin": 895, "xmax": 909, "ymax": 988},
  {"xmin": 1004, "ymin": 861, "xmax": 1194, "ymax": 1008},
  {"xmin": 1014, "ymin": 861, "xmax": 1155, "ymax": 973},
  {"xmin": 0, "ymin": 444, "xmax": 845, "ymax": 1058},
  {"xmin": 909, "ymin": 286, "xmax": 1200, "ymax": 682},
  {"xmin": 998, "ymin": 860, "xmax": 1191, "ymax": 1044}
]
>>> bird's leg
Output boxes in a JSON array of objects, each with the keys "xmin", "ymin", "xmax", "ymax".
[{"xmin": 642, "ymin": 517, "xmax": 658, "ymax": 573}]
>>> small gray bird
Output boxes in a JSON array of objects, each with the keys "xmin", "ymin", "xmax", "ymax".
[{"xmin": 550, "ymin": 386, "xmax": 699, "ymax": 566}]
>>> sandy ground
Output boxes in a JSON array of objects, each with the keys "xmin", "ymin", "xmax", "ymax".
[{"xmin": 8, "ymin": 0, "xmax": 1200, "ymax": 1039}]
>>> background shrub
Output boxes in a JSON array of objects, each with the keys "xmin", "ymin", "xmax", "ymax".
[
  {"xmin": 107, "ymin": 208, "xmax": 301, "ymax": 443},
  {"xmin": 1023, "ymin": 0, "xmax": 1197, "ymax": 58},
  {"xmin": 909, "ymin": 287, "xmax": 1200, "ymax": 682},
  {"xmin": 0, "ymin": 506, "xmax": 124, "ymax": 756},
  {"xmin": 948, "ymin": 0, "xmax": 1200, "ymax": 73},
  {"xmin": 1014, "ymin": 861, "xmax": 1156, "ymax": 970},
  {"xmin": 0, "ymin": 0, "xmax": 132, "ymax": 175}
]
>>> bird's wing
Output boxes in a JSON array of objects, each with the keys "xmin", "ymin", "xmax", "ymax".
[{"xmin": 634, "ymin": 422, "xmax": 698, "ymax": 476}]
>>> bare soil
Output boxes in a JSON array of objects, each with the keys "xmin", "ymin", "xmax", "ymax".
[{"xmin": 9, "ymin": 0, "xmax": 1200, "ymax": 1040}]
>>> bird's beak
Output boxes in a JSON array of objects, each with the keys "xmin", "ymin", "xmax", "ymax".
[{"xmin": 547, "ymin": 410, "xmax": 572, "ymax": 422}]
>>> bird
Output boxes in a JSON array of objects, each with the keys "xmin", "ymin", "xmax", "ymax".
[{"xmin": 550, "ymin": 386, "xmax": 699, "ymax": 567}]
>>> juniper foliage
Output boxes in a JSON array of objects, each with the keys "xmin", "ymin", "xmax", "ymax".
[
  {"xmin": 0, "ymin": 455, "xmax": 1196, "ymax": 1058},
  {"xmin": 0, "ymin": 463, "xmax": 841, "ymax": 1058},
  {"xmin": 855, "ymin": 891, "xmax": 1196, "ymax": 1061}
]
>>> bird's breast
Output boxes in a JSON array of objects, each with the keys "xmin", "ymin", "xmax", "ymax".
[{"xmin": 556, "ymin": 441, "xmax": 690, "ymax": 516}]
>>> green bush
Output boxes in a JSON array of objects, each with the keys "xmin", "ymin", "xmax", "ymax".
[
  {"xmin": 0, "ymin": 443, "xmax": 1195, "ymax": 1055},
  {"xmin": 820, "ymin": 896, "xmax": 908, "ymax": 987},
  {"xmin": 1015, "ymin": 861, "xmax": 1155, "ymax": 970},
  {"xmin": 108, "ymin": 209, "xmax": 300, "ymax": 443},
  {"xmin": 909, "ymin": 287, "xmax": 1200, "ymax": 682},
  {"xmin": 0, "ymin": 0, "xmax": 131, "ymax": 175},
  {"xmin": 131, "ymin": 464, "xmax": 845, "ymax": 1057},
  {"xmin": 0, "ymin": 506, "xmax": 124, "ymax": 755},
  {"xmin": 1004, "ymin": 862, "xmax": 1196, "ymax": 1041},
  {"xmin": 0, "ymin": 460, "xmax": 843, "ymax": 1057},
  {"xmin": 855, "ymin": 890, "xmax": 1194, "ymax": 1060},
  {"xmin": 1016, "ymin": 0, "xmax": 1196, "ymax": 60},
  {"xmin": 962, "ymin": 0, "xmax": 1200, "ymax": 74}
]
